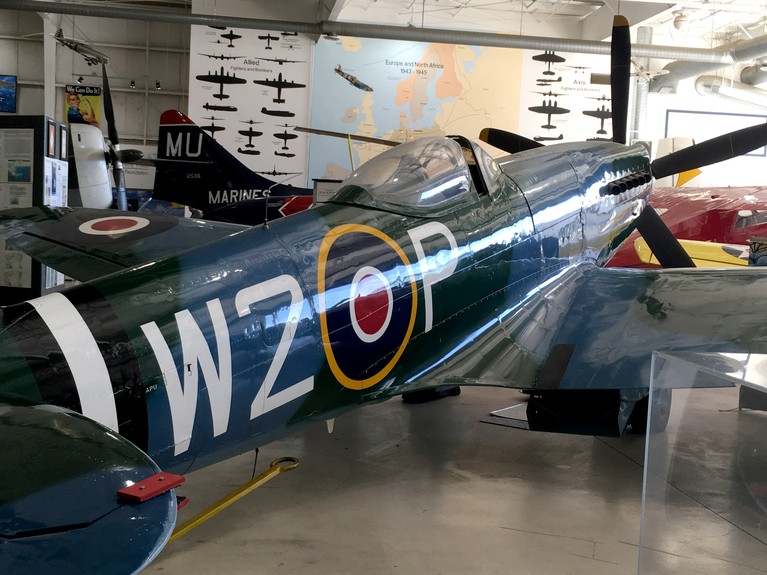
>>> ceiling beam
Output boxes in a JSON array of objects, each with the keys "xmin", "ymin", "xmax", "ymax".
[{"xmin": 0, "ymin": 0, "xmax": 739, "ymax": 63}]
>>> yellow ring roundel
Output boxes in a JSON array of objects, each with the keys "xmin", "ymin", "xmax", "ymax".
[{"xmin": 318, "ymin": 224, "xmax": 418, "ymax": 390}]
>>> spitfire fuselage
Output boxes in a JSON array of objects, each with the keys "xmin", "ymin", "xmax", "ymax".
[{"xmin": 0, "ymin": 138, "xmax": 650, "ymax": 474}]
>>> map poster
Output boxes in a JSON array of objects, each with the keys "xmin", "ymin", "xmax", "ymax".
[{"xmin": 309, "ymin": 36, "xmax": 523, "ymax": 182}]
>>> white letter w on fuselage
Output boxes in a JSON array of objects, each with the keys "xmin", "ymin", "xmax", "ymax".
[{"xmin": 141, "ymin": 299, "xmax": 232, "ymax": 455}]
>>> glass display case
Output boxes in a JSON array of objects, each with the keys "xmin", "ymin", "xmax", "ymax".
[{"xmin": 638, "ymin": 351, "xmax": 767, "ymax": 574}]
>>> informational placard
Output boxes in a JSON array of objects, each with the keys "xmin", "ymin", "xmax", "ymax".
[
  {"xmin": 0, "ymin": 128, "xmax": 34, "ymax": 209},
  {"xmin": 0, "ymin": 240, "xmax": 31, "ymax": 288}
]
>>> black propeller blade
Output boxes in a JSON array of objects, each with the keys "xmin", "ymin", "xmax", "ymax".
[
  {"xmin": 634, "ymin": 206, "xmax": 695, "ymax": 268},
  {"xmin": 101, "ymin": 62, "xmax": 118, "ymax": 150},
  {"xmin": 650, "ymin": 123, "xmax": 767, "ymax": 180},
  {"xmin": 116, "ymin": 149, "xmax": 145, "ymax": 163},
  {"xmin": 478, "ymin": 128, "xmax": 543, "ymax": 154},
  {"xmin": 101, "ymin": 62, "xmax": 127, "ymax": 210},
  {"xmin": 610, "ymin": 15, "xmax": 631, "ymax": 145}
]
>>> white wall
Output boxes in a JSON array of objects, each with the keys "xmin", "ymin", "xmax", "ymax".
[
  {"xmin": 0, "ymin": 9, "xmax": 189, "ymax": 144},
  {"xmin": 645, "ymin": 66, "xmax": 767, "ymax": 187}
]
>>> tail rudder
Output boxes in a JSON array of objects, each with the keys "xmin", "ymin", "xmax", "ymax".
[{"xmin": 153, "ymin": 110, "xmax": 287, "ymax": 211}]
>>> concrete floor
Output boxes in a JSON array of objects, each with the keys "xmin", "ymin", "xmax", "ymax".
[{"xmin": 146, "ymin": 386, "xmax": 766, "ymax": 575}]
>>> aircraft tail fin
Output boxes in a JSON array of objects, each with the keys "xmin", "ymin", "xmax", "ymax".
[{"xmin": 152, "ymin": 110, "xmax": 304, "ymax": 213}]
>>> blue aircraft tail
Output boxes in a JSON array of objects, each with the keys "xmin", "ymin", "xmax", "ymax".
[{"xmin": 152, "ymin": 110, "xmax": 313, "ymax": 223}]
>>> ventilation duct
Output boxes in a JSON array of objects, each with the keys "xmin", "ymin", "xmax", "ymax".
[
  {"xmin": 651, "ymin": 34, "xmax": 767, "ymax": 93},
  {"xmin": 0, "ymin": 0, "xmax": 751, "ymax": 63},
  {"xmin": 695, "ymin": 75, "xmax": 767, "ymax": 110},
  {"xmin": 741, "ymin": 64, "xmax": 767, "ymax": 86}
]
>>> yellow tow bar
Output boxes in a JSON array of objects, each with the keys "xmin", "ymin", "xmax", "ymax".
[{"xmin": 169, "ymin": 456, "xmax": 299, "ymax": 543}]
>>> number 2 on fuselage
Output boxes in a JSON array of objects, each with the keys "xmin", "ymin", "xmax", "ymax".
[{"xmin": 235, "ymin": 274, "xmax": 314, "ymax": 420}]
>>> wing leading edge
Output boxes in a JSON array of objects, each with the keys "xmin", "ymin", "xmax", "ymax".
[{"xmin": 396, "ymin": 263, "xmax": 767, "ymax": 397}]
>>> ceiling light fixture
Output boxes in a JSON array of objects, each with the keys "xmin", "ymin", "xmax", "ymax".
[
  {"xmin": 673, "ymin": 11, "xmax": 689, "ymax": 32},
  {"xmin": 155, "ymin": 81, "xmax": 162, "ymax": 90},
  {"xmin": 130, "ymin": 80, "xmax": 136, "ymax": 89},
  {"xmin": 76, "ymin": 76, "xmax": 83, "ymax": 84}
]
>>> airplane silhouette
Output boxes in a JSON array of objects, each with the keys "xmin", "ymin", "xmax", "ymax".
[
  {"xmin": 258, "ymin": 33, "xmax": 279, "ymax": 49},
  {"xmin": 198, "ymin": 53, "xmax": 245, "ymax": 61},
  {"xmin": 196, "ymin": 66, "xmax": 247, "ymax": 101},
  {"xmin": 237, "ymin": 119, "xmax": 263, "ymax": 148},
  {"xmin": 273, "ymin": 124, "xmax": 299, "ymax": 150},
  {"xmin": 253, "ymin": 72, "xmax": 307, "ymax": 104},
  {"xmin": 259, "ymin": 56, "xmax": 305, "ymax": 66},
  {"xmin": 220, "ymin": 29, "xmax": 242, "ymax": 48}
]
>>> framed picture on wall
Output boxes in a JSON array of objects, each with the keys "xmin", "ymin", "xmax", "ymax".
[
  {"xmin": 0, "ymin": 75, "xmax": 17, "ymax": 113},
  {"xmin": 47, "ymin": 119, "xmax": 56, "ymax": 158},
  {"xmin": 59, "ymin": 124, "xmax": 68, "ymax": 160}
]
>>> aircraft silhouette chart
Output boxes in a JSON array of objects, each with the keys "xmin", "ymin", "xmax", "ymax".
[
  {"xmin": 253, "ymin": 72, "xmax": 307, "ymax": 104},
  {"xmin": 220, "ymin": 29, "xmax": 242, "ymax": 48},
  {"xmin": 196, "ymin": 66, "xmax": 247, "ymax": 101},
  {"xmin": 259, "ymin": 33, "xmax": 279, "ymax": 49},
  {"xmin": 6, "ymin": 16, "xmax": 767, "ymax": 575}
]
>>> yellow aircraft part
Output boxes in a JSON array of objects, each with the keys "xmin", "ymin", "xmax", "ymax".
[
  {"xmin": 675, "ymin": 168, "xmax": 702, "ymax": 187},
  {"xmin": 634, "ymin": 237, "xmax": 748, "ymax": 267},
  {"xmin": 169, "ymin": 456, "xmax": 299, "ymax": 543}
]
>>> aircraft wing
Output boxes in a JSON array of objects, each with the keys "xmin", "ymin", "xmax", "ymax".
[
  {"xmin": 398, "ymin": 263, "xmax": 767, "ymax": 395},
  {"xmin": 0, "ymin": 404, "xmax": 178, "ymax": 575},
  {"xmin": 0, "ymin": 207, "xmax": 248, "ymax": 282},
  {"xmin": 634, "ymin": 237, "xmax": 749, "ymax": 267}
]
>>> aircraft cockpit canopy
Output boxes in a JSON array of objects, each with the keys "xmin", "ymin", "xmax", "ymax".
[{"xmin": 333, "ymin": 137, "xmax": 472, "ymax": 215}]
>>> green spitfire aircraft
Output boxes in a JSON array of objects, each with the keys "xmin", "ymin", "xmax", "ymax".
[{"xmin": 3, "ymin": 17, "xmax": 767, "ymax": 575}]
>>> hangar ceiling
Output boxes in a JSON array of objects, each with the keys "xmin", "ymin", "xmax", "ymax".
[{"xmin": 7, "ymin": 0, "xmax": 767, "ymax": 48}]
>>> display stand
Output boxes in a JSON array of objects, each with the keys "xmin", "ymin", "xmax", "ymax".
[
  {"xmin": 0, "ymin": 115, "xmax": 67, "ymax": 303},
  {"xmin": 638, "ymin": 351, "xmax": 767, "ymax": 574}
]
